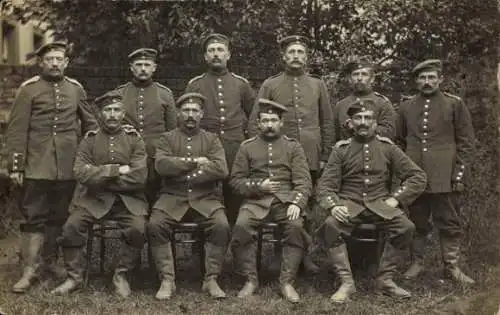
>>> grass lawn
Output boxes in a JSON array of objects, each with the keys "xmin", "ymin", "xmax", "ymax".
[{"xmin": 0, "ymin": 233, "xmax": 498, "ymax": 315}]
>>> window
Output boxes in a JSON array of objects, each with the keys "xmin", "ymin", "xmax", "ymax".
[{"xmin": 1, "ymin": 21, "xmax": 15, "ymax": 64}]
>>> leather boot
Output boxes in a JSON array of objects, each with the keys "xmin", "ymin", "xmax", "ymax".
[
  {"xmin": 279, "ymin": 246, "xmax": 303, "ymax": 303},
  {"xmin": 151, "ymin": 243, "xmax": 176, "ymax": 300},
  {"xmin": 302, "ymin": 247, "xmax": 320, "ymax": 274},
  {"xmin": 202, "ymin": 243, "xmax": 227, "ymax": 299},
  {"xmin": 376, "ymin": 243, "xmax": 411, "ymax": 299},
  {"xmin": 440, "ymin": 236, "xmax": 475, "ymax": 285},
  {"xmin": 402, "ymin": 234, "xmax": 426, "ymax": 279},
  {"xmin": 327, "ymin": 244, "xmax": 356, "ymax": 303},
  {"xmin": 113, "ymin": 243, "xmax": 142, "ymax": 298},
  {"xmin": 50, "ymin": 246, "xmax": 85, "ymax": 295},
  {"xmin": 12, "ymin": 233, "xmax": 44, "ymax": 293},
  {"xmin": 233, "ymin": 242, "xmax": 259, "ymax": 298},
  {"xmin": 42, "ymin": 226, "xmax": 67, "ymax": 279}
]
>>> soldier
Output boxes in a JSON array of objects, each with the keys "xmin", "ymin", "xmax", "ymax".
[
  {"xmin": 247, "ymin": 35, "xmax": 333, "ymax": 272},
  {"xmin": 185, "ymin": 33, "xmax": 255, "ymax": 224},
  {"xmin": 398, "ymin": 59, "xmax": 476, "ymax": 284},
  {"xmin": 113, "ymin": 48, "xmax": 177, "ymax": 207},
  {"xmin": 50, "ymin": 91, "xmax": 148, "ymax": 297},
  {"xmin": 230, "ymin": 99, "xmax": 312, "ymax": 303},
  {"xmin": 5, "ymin": 41, "xmax": 97, "ymax": 293},
  {"xmin": 333, "ymin": 56, "xmax": 396, "ymax": 142},
  {"xmin": 316, "ymin": 99, "xmax": 427, "ymax": 303},
  {"xmin": 147, "ymin": 93, "xmax": 230, "ymax": 300}
]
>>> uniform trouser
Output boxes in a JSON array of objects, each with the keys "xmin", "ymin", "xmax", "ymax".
[
  {"xmin": 145, "ymin": 157, "xmax": 161, "ymax": 210},
  {"xmin": 20, "ymin": 179, "xmax": 76, "ymax": 233},
  {"xmin": 409, "ymin": 192, "xmax": 462, "ymax": 239},
  {"xmin": 58, "ymin": 200, "xmax": 147, "ymax": 280},
  {"xmin": 318, "ymin": 209, "xmax": 415, "ymax": 251},
  {"xmin": 231, "ymin": 202, "xmax": 306, "ymax": 284},
  {"xmin": 147, "ymin": 208, "xmax": 231, "ymax": 281}
]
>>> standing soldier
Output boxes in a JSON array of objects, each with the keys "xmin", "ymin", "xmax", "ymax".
[
  {"xmin": 231, "ymin": 99, "xmax": 312, "ymax": 303},
  {"xmin": 316, "ymin": 99, "xmax": 427, "ymax": 303},
  {"xmin": 247, "ymin": 35, "xmax": 332, "ymax": 272},
  {"xmin": 147, "ymin": 93, "xmax": 231, "ymax": 300},
  {"xmin": 332, "ymin": 56, "xmax": 396, "ymax": 142},
  {"xmin": 113, "ymin": 48, "xmax": 177, "ymax": 207},
  {"xmin": 185, "ymin": 33, "xmax": 255, "ymax": 224},
  {"xmin": 50, "ymin": 91, "xmax": 148, "ymax": 298},
  {"xmin": 398, "ymin": 59, "xmax": 476, "ymax": 284},
  {"xmin": 5, "ymin": 41, "xmax": 97, "ymax": 293}
]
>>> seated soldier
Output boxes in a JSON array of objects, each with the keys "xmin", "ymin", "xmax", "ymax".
[
  {"xmin": 230, "ymin": 99, "xmax": 312, "ymax": 303},
  {"xmin": 51, "ymin": 91, "xmax": 148, "ymax": 298},
  {"xmin": 316, "ymin": 99, "xmax": 427, "ymax": 303},
  {"xmin": 147, "ymin": 93, "xmax": 230, "ymax": 300}
]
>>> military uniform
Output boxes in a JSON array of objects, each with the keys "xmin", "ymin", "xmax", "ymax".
[
  {"xmin": 147, "ymin": 92, "xmax": 230, "ymax": 300},
  {"xmin": 185, "ymin": 33, "xmax": 255, "ymax": 224},
  {"xmin": 51, "ymin": 92, "xmax": 148, "ymax": 296},
  {"xmin": 315, "ymin": 98, "xmax": 426, "ymax": 302},
  {"xmin": 230, "ymin": 99, "xmax": 312, "ymax": 302},
  {"xmin": 397, "ymin": 60, "xmax": 475, "ymax": 283},
  {"xmin": 333, "ymin": 92, "xmax": 396, "ymax": 141},
  {"xmin": 6, "ymin": 41, "xmax": 98, "ymax": 293},
  {"xmin": 113, "ymin": 48, "xmax": 177, "ymax": 206},
  {"xmin": 248, "ymin": 72, "xmax": 333, "ymax": 174}
]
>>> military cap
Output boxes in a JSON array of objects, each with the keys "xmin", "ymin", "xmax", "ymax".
[
  {"xmin": 202, "ymin": 33, "xmax": 230, "ymax": 50},
  {"xmin": 35, "ymin": 41, "xmax": 68, "ymax": 57},
  {"xmin": 346, "ymin": 99, "xmax": 375, "ymax": 117},
  {"xmin": 344, "ymin": 56, "xmax": 376, "ymax": 74},
  {"xmin": 278, "ymin": 35, "xmax": 309, "ymax": 50},
  {"xmin": 412, "ymin": 59, "xmax": 442, "ymax": 76},
  {"xmin": 176, "ymin": 92, "xmax": 207, "ymax": 109},
  {"xmin": 94, "ymin": 90, "xmax": 124, "ymax": 109},
  {"xmin": 128, "ymin": 48, "xmax": 158, "ymax": 62},
  {"xmin": 257, "ymin": 98, "xmax": 288, "ymax": 115}
]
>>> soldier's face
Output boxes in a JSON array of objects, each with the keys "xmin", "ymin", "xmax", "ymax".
[
  {"xmin": 349, "ymin": 68, "xmax": 375, "ymax": 93},
  {"xmin": 204, "ymin": 42, "xmax": 230, "ymax": 69},
  {"xmin": 178, "ymin": 102, "xmax": 204, "ymax": 129},
  {"xmin": 100, "ymin": 103, "xmax": 125, "ymax": 129},
  {"xmin": 351, "ymin": 110, "xmax": 377, "ymax": 138},
  {"xmin": 39, "ymin": 49, "xmax": 68, "ymax": 79},
  {"xmin": 258, "ymin": 112, "xmax": 283, "ymax": 139},
  {"xmin": 130, "ymin": 60, "xmax": 157, "ymax": 81},
  {"xmin": 416, "ymin": 70, "xmax": 443, "ymax": 95},
  {"xmin": 283, "ymin": 44, "xmax": 308, "ymax": 70}
]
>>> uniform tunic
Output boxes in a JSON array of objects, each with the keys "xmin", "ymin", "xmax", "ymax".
[
  {"xmin": 248, "ymin": 72, "xmax": 334, "ymax": 171},
  {"xmin": 113, "ymin": 80, "xmax": 177, "ymax": 157},
  {"xmin": 152, "ymin": 128, "xmax": 229, "ymax": 221},
  {"xmin": 5, "ymin": 75, "xmax": 97, "ymax": 179},
  {"xmin": 185, "ymin": 70, "xmax": 255, "ymax": 167},
  {"xmin": 333, "ymin": 91, "xmax": 396, "ymax": 142}
]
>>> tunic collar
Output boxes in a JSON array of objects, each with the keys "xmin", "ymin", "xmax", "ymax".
[{"xmin": 132, "ymin": 78, "xmax": 153, "ymax": 87}]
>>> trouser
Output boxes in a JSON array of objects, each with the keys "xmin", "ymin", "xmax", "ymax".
[
  {"xmin": 231, "ymin": 202, "xmax": 306, "ymax": 284},
  {"xmin": 145, "ymin": 157, "xmax": 161, "ymax": 210},
  {"xmin": 408, "ymin": 192, "xmax": 464, "ymax": 266},
  {"xmin": 221, "ymin": 138, "xmax": 244, "ymax": 226},
  {"xmin": 147, "ymin": 208, "xmax": 230, "ymax": 281},
  {"xmin": 317, "ymin": 209, "xmax": 415, "ymax": 251},
  {"xmin": 20, "ymin": 179, "xmax": 76, "ymax": 233},
  {"xmin": 58, "ymin": 201, "xmax": 147, "ymax": 281}
]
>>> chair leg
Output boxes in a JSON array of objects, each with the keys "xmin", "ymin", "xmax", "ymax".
[
  {"xmin": 199, "ymin": 229, "xmax": 206, "ymax": 277},
  {"xmin": 256, "ymin": 227, "xmax": 263, "ymax": 281},
  {"xmin": 85, "ymin": 227, "xmax": 94, "ymax": 288},
  {"xmin": 171, "ymin": 231, "xmax": 177, "ymax": 277},
  {"xmin": 99, "ymin": 226, "xmax": 105, "ymax": 274}
]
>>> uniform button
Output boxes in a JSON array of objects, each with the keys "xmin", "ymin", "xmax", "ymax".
[
  {"xmin": 110, "ymin": 143, "xmax": 114, "ymax": 146},
  {"xmin": 110, "ymin": 137, "xmax": 114, "ymax": 140},
  {"xmin": 364, "ymin": 178, "xmax": 370, "ymax": 184},
  {"xmin": 295, "ymin": 96, "xmax": 299, "ymax": 100},
  {"xmin": 217, "ymin": 78, "xmax": 222, "ymax": 82},
  {"xmin": 269, "ymin": 160, "xmax": 273, "ymax": 164},
  {"xmin": 365, "ymin": 150, "xmax": 369, "ymax": 154},
  {"xmin": 269, "ymin": 173, "xmax": 273, "ymax": 177},
  {"xmin": 139, "ymin": 115, "xmax": 144, "ymax": 119},
  {"xmin": 365, "ymin": 157, "xmax": 369, "ymax": 161},
  {"xmin": 139, "ymin": 95, "xmax": 144, "ymax": 99},
  {"xmin": 54, "ymin": 83, "xmax": 58, "ymax": 87},
  {"xmin": 140, "ymin": 121, "xmax": 144, "ymax": 125},
  {"xmin": 364, "ymin": 165, "xmax": 369, "ymax": 169},
  {"xmin": 424, "ymin": 104, "xmax": 429, "ymax": 109},
  {"xmin": 362, "ymin": 192, "xmax": 367, "ymax": 197},
  {"xmin": 220, "ymin": 116, "xmax": 226, "ymax": 121},
  {"xmin": 220, "ymin": 107, "xmax": 225, "ymax": 112},
  {"xmin": 423, "ymin": 118, "xmax": 428, "ymax": 123},
  {"xmin": 54, "ymin": 117, "xmax": 58, "ymax": 121},
  {"xmin": 53, "ymin": 132, "xmax": 57, "ymax": 135},
  {"xmin": 423, "ymin": 148, "xmax": 428, "ymax": 152},
  {"xmin": 269, "ymin": 152, "xmax": 273, "ymax": 157},
  {"xmin": 55, "ymin": 89, "xmax": 60, "ymax": 93},
  {"xmin": 187, "ymin": 145, "xmax": 192, "ymax": 150},
  {"xmin": 423, "ymin": 125, "xmax": 427, "ymax": 129},
  {"xmin": 53, "ymin": 125, "xmax": 57, "ymax": 128},
  {"xmin": 139, "ymin": 128, "xmax": 144, "ymax": 133},
  {"xmin": 219, "ymin": 100, "xmax": 224, "ymax": 104},
  {"xmin": 298, "ymin": 118, "xmax": 302, "ymax": 122},
  {"xmin": 140, "ymin": 88, "xmax": 144, "ymax": 92},
  {"xmin": 187, "ymin": 152, "xmax": 192, "ymax": 156},
  {"xmin": 364, "ymin": 144, "xmax": 369, "ymax": 148},
  {"xmin": 294, "ymin": 89, "xmax": 299, "ymax": 93},
  {"xmin": 423, "ymin": 132, "xmax": 428, "ymax": 136},
  {"xmin": 111, "ymin": 157, "xmax": 115, "ymax": 160},
  {"xmin": 424, "ymin": 112, "xmax": 429, "ymax": 116},
  {"xmin": 426, "ymin": 99, "xmax": 430, "ymax": 103},
  {"xmin": 139, "ymin": 101, "xmax": 143, "ymax": 105},
  {"xmin": 188, "ymin": 189, "xmax": 192, "ymax": 193},
  {"xmin": 218, "ymin": 92, "xmax": 223, "ymax": 97},
  {"xmin": 220, "ymin": 130, "xmax": 225, "ymax": 135},
  {"xmin": 293, "ymin": 77, "xmax": 298, "ymax": 81},
  {"xmin": 218, "ymin": 85, "xmax": 223, "ymax": 89},
  {"xmin": 422, "ymin": 139, "xmax": 427, "ymax": 143},
  {"xmin": 187, "ymin": 137, "xmax": 192, "ymax": 141},
  {"xmin": 295, "ymin": 105, "xmax": 299, "ymax": 108}
]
